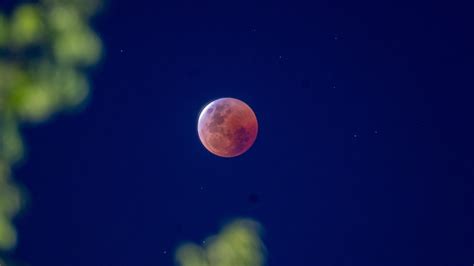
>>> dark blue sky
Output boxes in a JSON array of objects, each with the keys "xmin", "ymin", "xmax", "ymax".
[{"xmin": 13, "ymin": 0, "xmax": 474, "ymax": 265}]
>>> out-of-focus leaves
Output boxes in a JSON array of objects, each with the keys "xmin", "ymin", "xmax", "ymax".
[
  {"xmin": 176, "ymin": 244, "xmax": 209, "ymax": 266},
  {"xmin": 0, "ymin": 161, "xmax": 9, "ymax": 181},
  {"xmin": 48, "ymin": 5, "xmax": 82, "ymax": 32},
  {"xmin": 10, "ymin": 83, "xmax": 56, "ymax": 122},
  {"xmin": 10, "ymin": 4, "xmax": 44, "ymax": 47},
  {"xmin": 53, "ymin": 28, "xmax": 102, "ymax": 66},
  {"xmin": 0, "ymin": 183, "xmax": 21, "ymax": 219},
  {"xmin": 0, "ymin": 0, "xmax": 103, "ymax": 263},
  {"xmin": 0, "ymin": 13, "xmax": 8, "ymax": 47},
  {"xmin": 7, "ymin": 64, "xmax": 90, "ymax": 122},
  {"xmin": 0, "ymin": 216, "xmax": 17, "ymax": 250},
  {"xmin": 42, "ymin": 0, "xmax": 103, "ymax": 17},
  {"xmin": 53, "ymin": 68, "xmax": 89, "ymax": 108},
  {"xmin": 0, "ymin": 62, "xmax": 30, "ymax": 97},
  {"xmin": 176, "ymin": 219, "xmax": 266, "ymax": 266},
  {"xmin": 0, "ymin": 118, "xmax": 24, "ymax": 165}
]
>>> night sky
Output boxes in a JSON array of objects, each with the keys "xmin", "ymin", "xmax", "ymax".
[{"xmin": 12, "ymin": 0, "xmax": 474, "ymax": 265}]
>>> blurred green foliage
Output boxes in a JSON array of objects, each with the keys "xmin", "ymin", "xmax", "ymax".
[
  {"xmin": 176, "ymin": 219, "xmax": 266, "ymax": 266},
  {"xmin": 0, "ymin": 0, "xmax": 103, "ymax": 263}
]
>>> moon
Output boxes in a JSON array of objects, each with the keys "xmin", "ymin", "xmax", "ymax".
[{"xmin": 197, "ymin": 98, "xmax": 258, "ymax": 158}]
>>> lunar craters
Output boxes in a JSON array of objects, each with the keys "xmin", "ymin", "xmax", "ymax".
[{"xmin": 198, "ymin": 98, "xmax": 258, "ymax": 157}]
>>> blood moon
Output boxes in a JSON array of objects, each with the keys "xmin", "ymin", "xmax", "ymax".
[{"xmin": 197, "ymin": 98, "xmax": 258, "ymax": 157}]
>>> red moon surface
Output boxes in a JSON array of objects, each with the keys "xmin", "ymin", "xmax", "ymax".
[{"xmin": 198, "ymin": 98, "xmax": 258, "ymax": 157}]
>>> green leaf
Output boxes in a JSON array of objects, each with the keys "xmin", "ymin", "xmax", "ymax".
[
  {"xmin": 0, "ymin": 13, "xmax": 8, "ymax": 47},
  {"xmin": 0, "ymin": 216, "xmax": 17, "ymax": 250},
  {"xmin": 10, "ymin": 4, "xmax": 45, "ymax": 47},
  {"xmin": 53, "ymin": 28, "xmax": 102, "ymax": 66}
]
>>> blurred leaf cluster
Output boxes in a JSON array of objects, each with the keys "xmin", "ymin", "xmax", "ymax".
[
  {"xmin": 0, "ymin": 0, "xmax": 102, "ymax": 263},
  {"xmin": 176, "ymin": 219, "xmax": 266, "ymax": 266}
]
